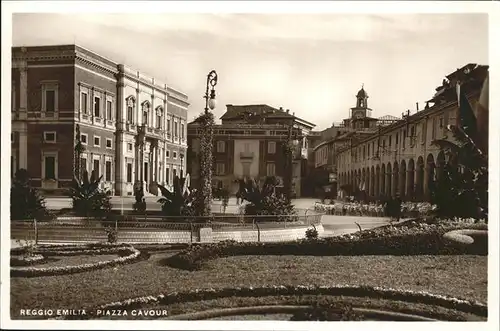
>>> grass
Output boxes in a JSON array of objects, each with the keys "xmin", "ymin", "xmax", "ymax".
[{"xmin": 10, "ymin": 251, "xmax": 487, "ymax": 319}]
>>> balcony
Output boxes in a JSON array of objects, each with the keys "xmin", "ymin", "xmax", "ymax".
[
  {"xmin": 126, "ymin": 122, "xmax": 137, "ymax": 132},
  {"xmin": 239, "ymin": 151, "xmax": 254, "ymax": 160}
]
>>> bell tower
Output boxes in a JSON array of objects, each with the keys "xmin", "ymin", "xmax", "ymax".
[
  {"xmin": 350, "ymin": 85, "xmax": 371, "ymax": 120},
  {"xmin": 356, "ymin": 84, "xmax": 368, "ymax": 109}
]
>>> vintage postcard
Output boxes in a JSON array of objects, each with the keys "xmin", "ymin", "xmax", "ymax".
[{"xmin": 1, "ymin": 1, "xmax": 498, "ymax": 330}]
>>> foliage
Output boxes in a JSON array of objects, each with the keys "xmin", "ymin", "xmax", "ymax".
[
  {"xmin": 10, "ymin": 169, "xmax": 51, "ymax": 221},
  {"xmin": 431, "ymin": 124, "xmax": 488, "ymax": 220},
  {"xmin": 240, "ymin": 176, "xmax": 296, "ymax": 220},
  {"xmin": 133, "ymin": 184, "xmax": 146, "ymax": 213},
  {"xmin": 282, "ymin": 133, "xmax": 295, "ymax": 201},
  {"xmin": 70, "ymin": 170, "xmax": 112, "ymax": 217},
  {"xmin": 196, "ymin": 112, "xmax": 215, "ymax": 216},
  {"xmin": 158, "ymin": 174, "xmax": 198, "ymax": 217},
  {"xmin": 305, "ymin": 227, "xmax": 319, "ymax": 240}
]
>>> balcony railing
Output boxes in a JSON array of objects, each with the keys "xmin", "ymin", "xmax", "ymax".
[{"xmin": 240, "ymin": 151, "xmax": 254, "ymax": 159}]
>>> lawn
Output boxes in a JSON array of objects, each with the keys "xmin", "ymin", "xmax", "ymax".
[{"xmin": 10, "ymin": 250, "xmax": 487, "ymax": 319}]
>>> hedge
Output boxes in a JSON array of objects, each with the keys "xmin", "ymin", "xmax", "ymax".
[
  {"xmin": 55, "ymin": 284, "xmax": 487, "ymax": 320},
  {"xmin": 166, "ymin": 222, "xmax": 488, "ymax": 271}
]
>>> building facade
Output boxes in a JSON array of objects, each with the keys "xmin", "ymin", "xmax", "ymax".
[
  {"xmin": 11, "ymin": 45, "xmax": 188, "ymax": 196},
  {"xmin": 334, "ymin": 64, "xmax": 488, "ymax": 201},
  {"xmin": 187, "ymin": 105, "xmax": 315, "ymax": 197}
]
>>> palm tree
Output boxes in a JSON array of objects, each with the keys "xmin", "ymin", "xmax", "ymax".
[
  {"xmin": 70, "ymin": 170, "xmax": 112, "ymax": 217},
  {"xmin": 157, "ymin": 173, "xmax": 198, "ymax": 217}
]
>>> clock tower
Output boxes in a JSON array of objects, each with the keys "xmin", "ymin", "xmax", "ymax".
[{"xmin": 350, "ymin": 85, "xmax": 371, "ymax": 119}]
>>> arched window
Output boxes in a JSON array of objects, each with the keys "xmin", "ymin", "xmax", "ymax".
[
  {"xmin": 141, "ymin": 101, "xmax": 150, "ymax": 126},
  {"xmin": 126, "ymin": 96, "xmax": 136, "ymax": 123},
  {"xmin": 156, "ymin": 106, "xmax": 163, "ymax": 129}
]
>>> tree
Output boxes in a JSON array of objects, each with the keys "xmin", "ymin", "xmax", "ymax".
[
  {"xmin": 10, "ymin": 169, "xmax": 50, "ymax": 221},
  {"xmin": 431, "ymin": 125, "xmax": 488, "ymax": 220},
  {"xmin": 70, "ymin": 170, "xmax": 112, "ymax": 217}
]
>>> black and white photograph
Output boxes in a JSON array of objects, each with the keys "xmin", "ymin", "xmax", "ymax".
[{"xmin": 1, "ymin": 1, "xmax": 498, "ymax": 330}]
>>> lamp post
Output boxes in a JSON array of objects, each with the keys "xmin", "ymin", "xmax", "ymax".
[
  {"xmin": 204, "ymin": 70, "xmax": 218, "ymax": 114},
  {"xmin": 199, "ymin": 70, "xmax": 218, "ymax": 217}
]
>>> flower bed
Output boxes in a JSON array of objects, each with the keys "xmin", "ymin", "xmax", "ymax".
[
  {"xmin": 314, "ymin": 201, "xmax": 436, "ymax": 217},
  {"xmin": 166, "ymin": 220, "xmax": 488, "ymax": 271},
  {"xmin": 56, "ymin": 284, "xmax": 487, "ymax": 320},
  {"xmin": 10, "ymin": 254, "xmax": 46, "ymax": 267},
  {"xmin": 10, "ymin": 243, "xmax": 142, "ymax": 277}
]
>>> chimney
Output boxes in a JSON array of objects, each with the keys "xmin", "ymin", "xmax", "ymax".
[
  {"xmin": 416, "ymin": 102, "xmax": 419, "ymax": 111},
  {"xmin": 286, "ymin": 109, "xmax": 290, "ymax": 114},
  {"xmin": 279, "ymin": 107, "xmax": 284, "ymax": 112}
]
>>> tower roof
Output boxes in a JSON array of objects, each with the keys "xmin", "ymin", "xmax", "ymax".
[{"xmin": 356, "ymin": 86, "xmax": 368, "ymax": 98}]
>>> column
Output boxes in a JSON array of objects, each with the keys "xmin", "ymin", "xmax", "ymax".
[{"xmin": 114, "ymin": 77, "xmax": 125, "ymax": 195}]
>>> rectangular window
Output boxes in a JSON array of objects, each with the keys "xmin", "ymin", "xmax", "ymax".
[
  {"xmin": 173, "ymin": 168, "xmax": 177, "ymax": 179},
  {"xmin": 106, "ymin": 138, "xmax": 112, "ymax": 149},
  {"xmin": 167, "ymin": 118, "xmax": 171, "ymax": 133},
  {"xmin": 268, "ymin": 141, "xmax": 276, "ymax": 154},
  {"xmin": 216, "ymin": 162, "xmax": 225, "ymax": 176},
  {"xmin": 395, "ymin": 133, "xmax": 399, "ymax": 145},
  {"xmin": 388, "ymin": 135, "xmax": 392, "ymax": 147},
  {"xmin": 44, "ymin": 156, "xmax": 56, "ymax": 180},
  {"xmin": 165, "ymin": 168, "xmax": 170, "ymax": 185},
  {"xmin": 45, "ymin": 90, "xmax": 55, "ymax": 113},
  {"xmin": 174, "ymin": 122, "xmax": 178, "ymax": 137},
  {"xmin": 94, "ymin": 96, "xmax": 101, "ymax": 117},
  {"xmin": 80, "ymin": 157, "xmax": 87, "ymax": 175},
  {"xmin": 106, "ymin": 100, "xmax": 112, "ymax": 120},
  {"xmin": 266, "ymin": 163, "xmax": 276, "ymax": 176},
  {"xmin": 127, "ymin": 143, "xmax": 133, "ymax": 152},
  {"xmin": 94, "ymin": 136, "xmax": 101, "ymax": 147},
  {"xmin": 44, "ymin": 131, "xmax": 56, "ymax": 143},
  {"xmin": 81, "ymin": 92, "xmax": 88, "ymax": 114},
  {"xmin": 181, "ymin": 123, "xmax": 185, "ymax": 139},
  {"xmin": 81, "ymin": 134, "xmax": 88, "ymax": 145},
  {"xmin": 217, "ymin": 141, "xmax": 226, "ymax": 153},
  {"xmin": 93, "ymin": 159, "xmax": 100, "ymax": 177},
  {"xmin": 166, "ymin": 150, "xmax": 170, "ymax": 158},
  {"xmin": 105, "ymin": 160, "xmax": 112, "ymax": 181},
  {"xmin": 127, "ymin": 106, "xmax": 133, "ymax": 123},
  {"xmin": 421, "ymin": 121, "xmax": 426, "ymax": 143},
  {"xmin": 173, "ymin": 151, "xmax": 177, "ymax": 159},
  {"xmin": 126, "ymin": 163, "xmax": 133, "ymax": 183}
]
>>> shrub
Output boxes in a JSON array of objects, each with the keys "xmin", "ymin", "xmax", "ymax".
[
  {"xmin": 104, "ymin": 226, "xmax": 118, "ymax": 243},
  {"xmin": 158, "ymin": 174, "xmax": 199, "ymax": 217},
  {"xmin": 10, "ymin": 169, "xmax": 51, "ymax": 221},
  {"xmin": 70, "ymin": 170, "xmax": 112, "ymax": 217},
  {"xmin": 305, "ymin": 227, "xmax": 319, "ymax": 240}
]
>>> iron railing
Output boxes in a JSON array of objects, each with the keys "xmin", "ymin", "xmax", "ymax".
[{"xmin": 11, "ymin": 209, "xmax": 323, "ymax": 245}]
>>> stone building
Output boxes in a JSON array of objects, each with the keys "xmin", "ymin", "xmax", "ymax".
[
  {"xmin": 335, "ymin": 64, "xmax": 488, "ymax": 201},
  {"xmin": 11, "ymin": 45, "xmax": 188, "ymax": 196},
  {"xmin": 186, "ymin": 105, "xmax": 315, "ymax": 197}
]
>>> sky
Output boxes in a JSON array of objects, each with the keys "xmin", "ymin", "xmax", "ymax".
[{"xmin": 12, "ymin": 12, "xmax": 489, "ymax": 130}]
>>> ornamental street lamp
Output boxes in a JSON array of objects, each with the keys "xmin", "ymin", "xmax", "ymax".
[{"xmin": 204, "ymin": 70, "xmax": 218, "ymax": 114}]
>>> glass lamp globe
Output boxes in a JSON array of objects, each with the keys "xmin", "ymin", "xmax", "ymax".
[
  {"xmin": 208, "ymin": 98, "xmax": 217, "ymax": 110},
  {"xmin": 292, "ymin": 139, "xmax": 299, "ymax": 146}
]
